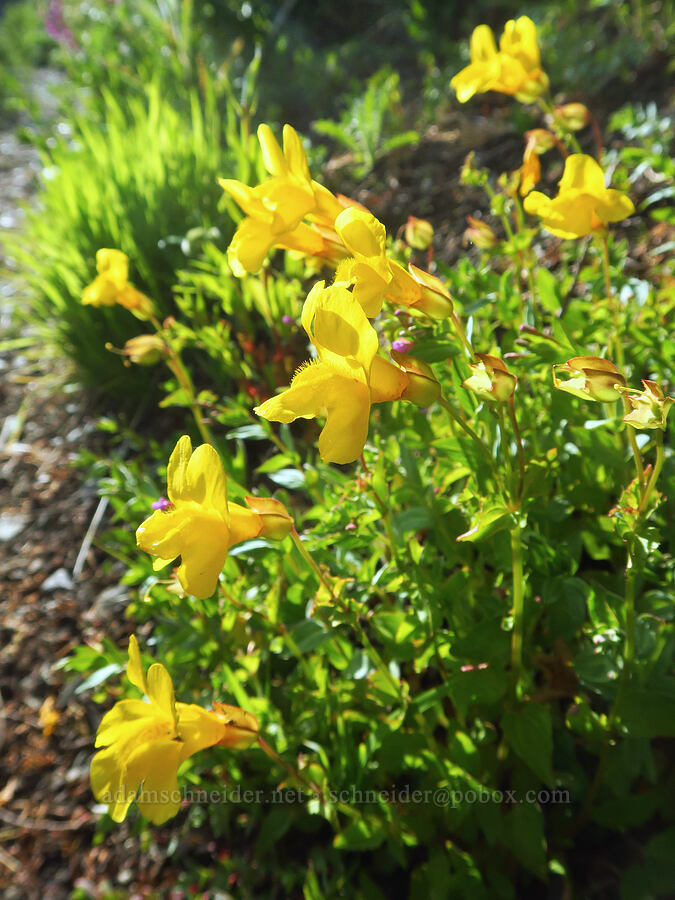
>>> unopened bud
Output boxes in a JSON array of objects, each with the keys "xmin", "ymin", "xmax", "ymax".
[
  {"xmin": 244, "ymin": 496, "xmax": 293, "ymax": 540},
  {"xmin": 391, "ymin": 351, "xmax": 441, "ymax": 407},
  {"xmin": 463, "ymin": 353, "xmax": 517, "ymax": 403},
  {"xmin": 465, "ymin": 216, "xmax": 498, "ymax": 249},
  {"xmin": 525, "ymin": 129, "xmax": 556, "ymax": 154},
  {"xmin": 405, "ymin": 216, "xmax": 434, "ymax": 251},
  {"xmin": 555, "ymin": 103, "xmax": 591, "ymax": 132},
  {"xmin": 407, "ymin": 264, "xmax": 453, "ymax": 319},
  {"xmin": 123, "ymin": 334, "xmax": 165, "ymax": 365}
]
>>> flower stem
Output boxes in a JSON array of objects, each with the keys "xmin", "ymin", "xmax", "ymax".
[
  {"xmin": 507, "ymin": 396, "xmax": 526, "ymax": 502},
  {"xmin": 451, "ymin": 312, "xmax": 478, "ymax": 362},
  {"xmin": 601, "ymin": 236, "xmax": 625, "ymax": 375},
  {"xmin": 510, "ymin": 524, "xmax": 525, "ymax": 700}
]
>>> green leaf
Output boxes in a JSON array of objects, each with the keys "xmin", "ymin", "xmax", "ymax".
[
  {"xmin": 620, "ymin": 685, "xmax": 675, "ymax": 737},
  {"xmin": 334, "ymin": 815, "xmax": 387, "ymax": 851},
  {"xmin": 267, "ymin": 468, "xmax": 306, "ymax": 490},
  {"xmin": 536, "ymin": 268, "xmax": 562, "ymax": 313},
  {"xmin": 457, "ymin": 504, "xmax": 513, "ymax": 542},
  {"xmin": 503, "ymin": 803, "xmax": 547, "ymax": 876},
  {"xmin": 502, "ymin": 704, "xmax": 554, "ymax": 786}
]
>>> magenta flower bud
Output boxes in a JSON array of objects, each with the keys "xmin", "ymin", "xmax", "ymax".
[
  {"xmin": 392, "ymin": 338, "xmax": 414, "ymax": 353},
  {"xmin": 152, "ymin": 496, "xmax": 172, "ymax": 511},
  {"xmin": 282, "ymin": 315, "xmax": 294, "ymax": 324}
]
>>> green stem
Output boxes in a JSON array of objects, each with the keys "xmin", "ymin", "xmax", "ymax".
[
  {"xmin": 510, "ymin": 525, "xmax": 525, "ymax": 700},
  {"xmin": 638, "ymin": 431, "xmax": 665, "ymax": 516},
  {"xmin": 602, "ymin": 236, "xmax": 625, "ymax": 375},
  {"xmin": 291, "ymin": 529, "xmax": 403, "ymax": 702},
  {"xmin": 621, "ymin": 395, "xmax": 646, "ymax": 496},
  {"xmin": 451, "ymin": 312, "xmax": 478, "ymax": 362},
  {"xmin": 507, "ymin": 396, "xmax": 526, "ymax": 502}
]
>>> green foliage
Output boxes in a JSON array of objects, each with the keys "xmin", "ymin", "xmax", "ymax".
[
  {"xmin": 314, "ymin": 67, "xmax": 419, "ymax": 178},
  {"xmin": 5, "ymin": 79, "xmax": 259, "ymax": 399}
]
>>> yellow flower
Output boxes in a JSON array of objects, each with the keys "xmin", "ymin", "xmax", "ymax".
[
  {"xmin": 82, "ymin": 249, "xmax": 154, "ymax": 319},
  {"xmin": 334, "ymin": 208, "xmax": 393, "ymax": 316},
  {"xmin": 220, "ymin": 124, "xmax": 344, "ymax": 276},
  {"xmin": 553, "ymin": 356, "xmax": 625, "ymax": 402},
  {"xmin": 451, "ymin": 16, "xmax": 549, "ymax": 104},
  {"xmin": 255, "ymin": 282, "xmax": 408, "ymax": 464},
  {"xmin": 136, "ymin": 436, "xmax": 263, "ymax": 599},
  {"xmin": 524, "ymin": 154, "xmax": 635, "ymax": 238},
  {"xmin": 91, "ymin": 635, "xmax": 258, "ymax": 825}
]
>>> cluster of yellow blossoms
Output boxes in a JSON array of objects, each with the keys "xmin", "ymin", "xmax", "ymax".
[
  {"xmin": 220, "ymin": 123, "xmax": 461, "ymax": 464},
  {"xmin": 82, "ymin": 14, "xmax": 650, "ymax": 827}
]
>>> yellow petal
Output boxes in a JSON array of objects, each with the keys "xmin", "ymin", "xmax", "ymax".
[
  {"xmin": 369, "ymin": 356, "xmax": 409, "ymax": 403},
  {"xmin": 335, "ymin": 207, "xmax": 386, "ymax": 259},
  {"xmin": 175, "ymin": 523, "xmax": 230, "ymax": 600},
  {"xmin": 126, "ymin": 635, "xmax": 148, "ymax": 696},
  {"xmin": 255, "ymin": 360, "xmax": 334, "ymax": 424},
  {"xmin": 282, "ymin": 124, "xmax": 311, "ymax": 183},
  {"xmin": 227, "ymin": 217, "xmax": 275, "ymax": 276},
  {"xmin": 95, "ymin": 699, "xmax": 155, "ymax": 748},
  {"xmin": 302, "ymin": 282, "xmax": 378, "ymax": 374},
  {"xmin": 136, "ymin": 507, "xmax": 193, "ymax": 562},
  {"xmin": 82, "ymin": 275, "xmax": 120, "ymax": 307},
  {"xmin": 470, "ymin": 24, "xmax": 498, "ymax": 61},
  {"xmin": 212, "ymin": 702, "xmax": 260, "ymax": 749},
  {"xmin": 125, "ymin": 738, "xmax": 183, "ymax": 825},
  {"xmin": 166, "ymin": 436, "xmax": 228, "ymax": 512},
  {"xmin": 146, "ymin": 663, "xmax": 177, "ymax": 721},
  {"xmin": 257, "ymin": 123, "xmax": 286, "ymax": 176},
  {"xmin": 523, "ymin": 190, "xmax": 551, "ymax": 218},
  {"xmin": 96, "ymin": 249, "xmax": 128, "ymax": 287},
  {"xmin": 596, "ymin": 189, "xmax": 635, "ymax": 223},
  {"xmin": 318, "ymin": 378, "xmax": 371, "ymax": 464},
  {"xmin": 91, "ymin": 744, "xmax": 131, "ymax": 819},
  {"xmin": 500, "ymin": 16, "xmax": 540, "ymax": 70},
  {"xmin": 175, "ymin": 703, "xmax": 226, "ymax": 763},
  {"xmin": 559, "ymin": 154, "xmax": 606, "ymax": 195}
]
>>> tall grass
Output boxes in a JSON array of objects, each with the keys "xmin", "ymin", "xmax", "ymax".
[{"xmin": 5, "ymin": 80, "xmax": 259, "ymax": 399}]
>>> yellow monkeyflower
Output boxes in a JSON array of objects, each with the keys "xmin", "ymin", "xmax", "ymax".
[
  {"xmin": 255, "ymin": 282, "xmax": 408, "ymax": 464},
  {"xmin": 220, "ymin": 124, "xmax": 344, "ymax": 276},
  {"xmin": 524, "ymin": 154, "xmax": 635, "ymax": 238},
  {"xmin": 334, "ymin": 208, "xmax": 393, "ymax": 317},
  {"xmin": 136, "ymin": 436, "xmax": 263, "ymax": 599},
  {"xmin": 91, "ymin": 635, "xmax": 259, "ymax": 825},
  {"xmin": 82, "ymin": 249, "xmax": 154, "ymax": 319},
  {"xmin": 451, "ymin": 16, "xmax": 549, "ymax": 104}
]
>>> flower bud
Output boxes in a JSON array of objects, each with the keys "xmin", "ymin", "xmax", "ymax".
[
  {"xmin": 123, "ymin": 334, "xmax": 165, "ymax": 365},
  {"xmin": 407, "ymin": 264, "xmax": 454, "ymax": 319},
  {"xmin": 463, "ymin": 354, "xmax": 516, "ymax": 403},
  {"xmin": 525, "ymin": 129, "xmax": 557, "ymax": 154},
  {"xmin": 619, "ymin": 380, "xmax": 674, "ymax": 430},
  {"xmin": 390, "ymin": 351, "xmax": 441, "ymax": 407},
  {"xmin": 555, "ymin": 103, "xmax": 591, "ymax": 132},
  {"xmin": 244, "ymin": 495, "xmax": 294, "ymax": 540},
  {"xmin": 465, "ymin": 216, "xmax": 498, "ymax": 249},
  {"xmin": 405, "ymin": 216, "xmax": 434, "ymax": 251},
  {"xmin": 553, "ymin": 357, "xmax": 625, "ymax": 403}
]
